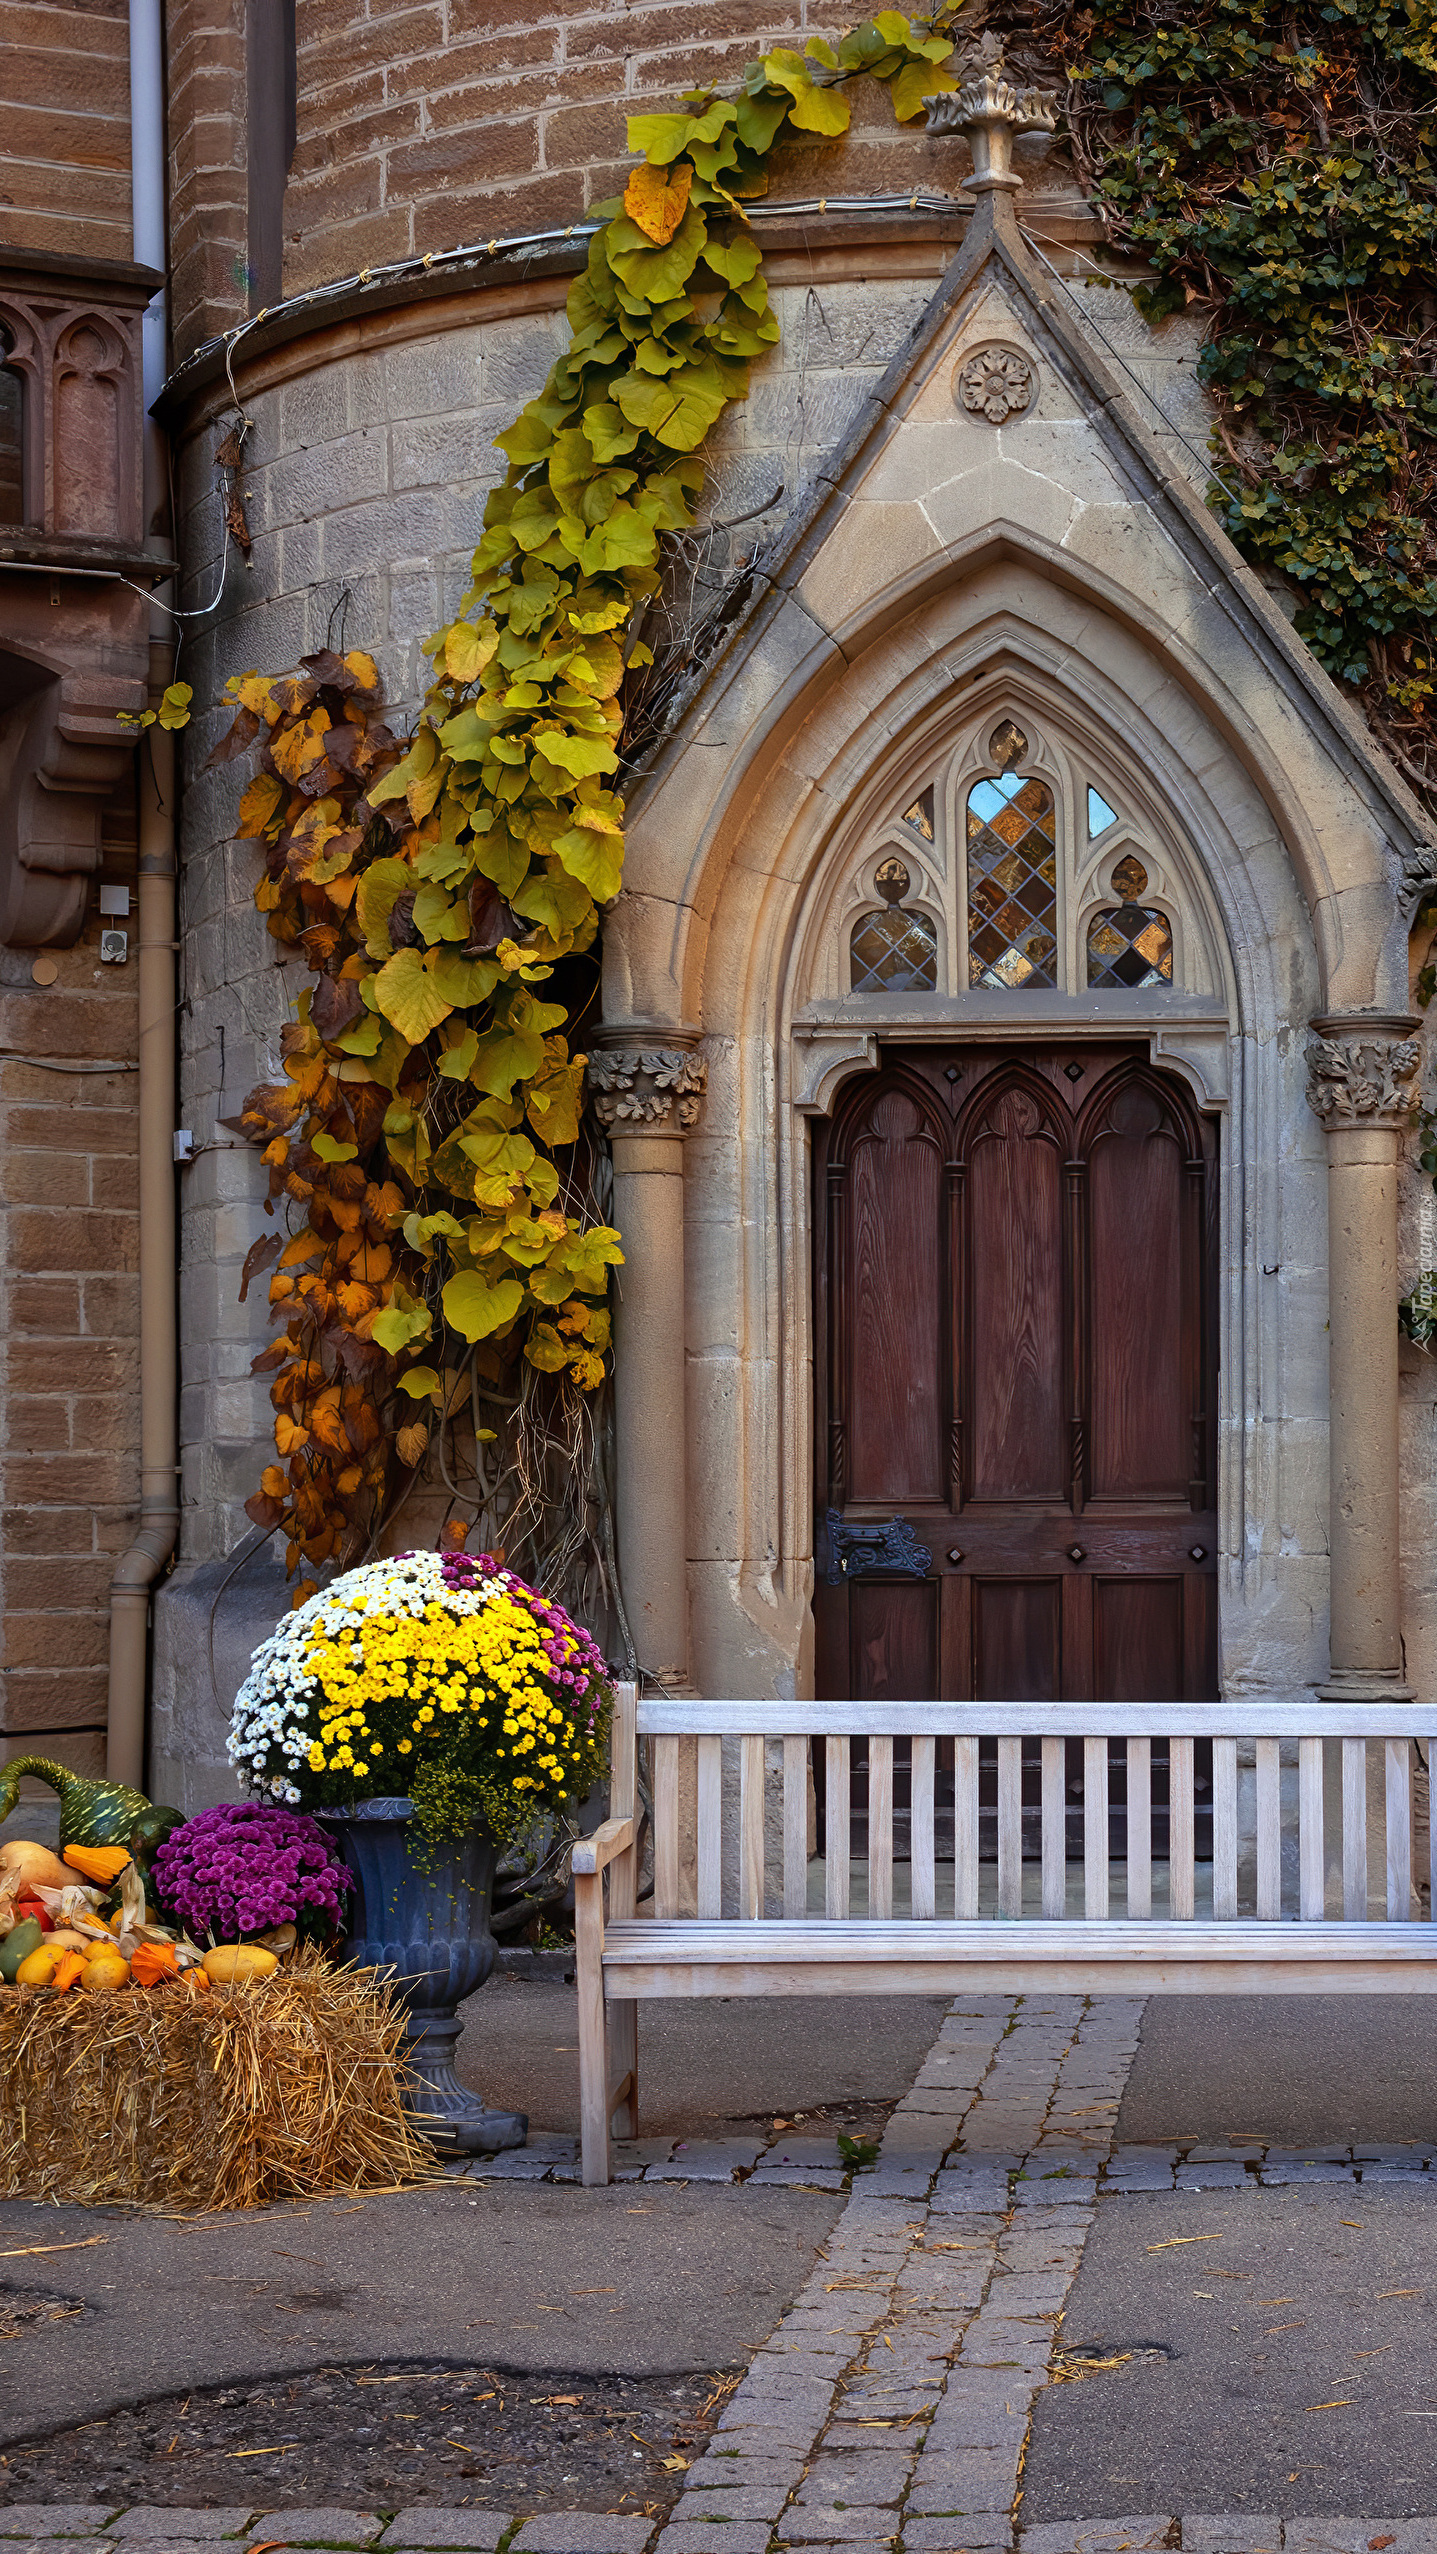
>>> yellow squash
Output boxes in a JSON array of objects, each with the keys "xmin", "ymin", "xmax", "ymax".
[
  {"xmin": 15, "ymin": 1943, "xmax": 66, "ymax": 1987},
  {"xmin": 202, "ymin": 1944, "xmax": 279, "ymax": 1985}
]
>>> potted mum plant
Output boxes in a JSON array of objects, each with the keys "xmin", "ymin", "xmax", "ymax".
[{"xmin": 228, "ymin": 1545, "xmax": 611, "ymax": 2153}]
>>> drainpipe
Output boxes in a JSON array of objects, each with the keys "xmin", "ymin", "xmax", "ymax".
[{"xmin": 107, "ymin": 0, "xmax": 179, "ymax": 1786}]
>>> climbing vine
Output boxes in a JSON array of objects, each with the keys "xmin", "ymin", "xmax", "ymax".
[
  {"xmin": 220, "ymin": 11, "xmax": 963, "ymax": 1593},
  {"xmin": 1035, "ymin": 0, "xmax": 1437, "ymax": 817}
]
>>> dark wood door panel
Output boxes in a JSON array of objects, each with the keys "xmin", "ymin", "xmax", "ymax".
[
  {"xmin": 974, "ymin": 1577, "xmax": 1061, "ymax": 1702},
  {"xmin": 814, "ymin": 1040, "xmax": 1220, "ymax": 1727},
  {"xmin": 850, "ymin": 1579, "xmax": 939, "ymax": 1701},
  {"xmin": 968, "ymin": 1084, "xmax": 1066, "ymax": 1499},
  {"xmin": 1093, "ymin": 1575, "xmax": 1183, "ymax": 1702},
  {"xmin": 847, "ymin": 1085, "xmax": 945, "ymax": 1504}
]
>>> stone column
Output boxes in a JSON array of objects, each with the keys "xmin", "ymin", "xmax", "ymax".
[
  {"xmin": 587, "ymin": 1035, "xmax": 707, "ymax": 1691},
  {"xmin": 1307, "ymin": 1016, "xmax": 1422, "ymax": 1701}
]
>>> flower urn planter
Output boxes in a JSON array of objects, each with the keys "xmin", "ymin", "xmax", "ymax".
[{"xmin": 321, "ymin": 1797, "xmax": 527, "ymax": 2155}]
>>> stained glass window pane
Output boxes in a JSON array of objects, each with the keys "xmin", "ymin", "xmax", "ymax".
[
  {"xmin": 1088, "ymin": 786, "xmax": 1118, "ymax": 836},
  {"xmin": 1110, "ymin": 852, "xmax": 1148, "ymax": 898},
  {"xmin": 902, "ymin": 787, "xmax": 935, "ymax": 843},
  {"xmin": 1086, "ymin": 902, "xmax": 1173, "ymax": 989},
  {"xmin": 965, "ymin": 773, "xmax": 1057, "ymax": 989},
  {"xmin": 850, "ymin": 906, "xmax": 938, "ymax": 993}
]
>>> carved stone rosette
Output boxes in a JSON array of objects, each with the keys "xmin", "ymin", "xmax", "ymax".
[
  {"xmin": 1304, "ymin": 1024, "xmax": 1422, "ymax": 1125},
  {"xmin": 587, "ymin": 1044, "xmax": 708, "ymax": 1133}
]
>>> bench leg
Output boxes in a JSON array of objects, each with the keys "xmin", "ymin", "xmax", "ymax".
[
  {"xmin": 575, "ymin": 1871, "xmax": 611, "ymax": 2186},
  {"xmin": 610, "ymin": 1999, "xmax": 637, "ymax": 2141}
]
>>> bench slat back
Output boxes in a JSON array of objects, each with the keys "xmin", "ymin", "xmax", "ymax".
[{"xmin": 614, "ymin": 1696, "xmax": 1437, "ymax": 1929}]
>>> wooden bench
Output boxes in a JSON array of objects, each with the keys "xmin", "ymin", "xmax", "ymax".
[{"xmin": 572, "ymin": 1690, "xmax": 1437, "ymax": 2186}]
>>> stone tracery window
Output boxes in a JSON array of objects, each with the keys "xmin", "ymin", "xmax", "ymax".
[
  {"xmin": 818, "ymin": 712, "xmax": 1204, "ymax": 1012},
  {"xmin": 849, "ymin": 854, "xmax": 938, "ymax": 992}
]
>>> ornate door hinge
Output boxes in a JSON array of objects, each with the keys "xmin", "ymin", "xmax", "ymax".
[{"xmin": 823, "ymin": 1510, "xmax": 934, "ymax": 1586}]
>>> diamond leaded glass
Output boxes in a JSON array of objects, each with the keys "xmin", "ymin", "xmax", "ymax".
[
  {"xmin": 850, "ymin": 905, "xmax": 939, "ymax": 993},
  {"xmin": 965, "ymin": 773, "xmax": 1058, "ymax": 989},
  {"xmin": 1086, "ymin": 902, "xmax": 1173, "ymax": 988}
]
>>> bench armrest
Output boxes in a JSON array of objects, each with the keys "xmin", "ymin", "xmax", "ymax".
[{"xmin": 572, "ymin": 1816, "xmax": 634, "ymax": 1877}]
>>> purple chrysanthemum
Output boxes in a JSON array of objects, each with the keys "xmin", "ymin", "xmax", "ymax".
[{"xmin": 152, "ymin": 1800, "xmax": 351, "ymax": 1943}]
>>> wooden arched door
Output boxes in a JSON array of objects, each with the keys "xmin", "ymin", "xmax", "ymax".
[{"xmin": 813, "ymin": 1041, "xmax": 1218, "ymax": 1706}]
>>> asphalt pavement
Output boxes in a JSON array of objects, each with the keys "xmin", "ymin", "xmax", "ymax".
[{"xmin": 1021, "ymin": 1994, "xmax": 1437, "ymax": 2521}]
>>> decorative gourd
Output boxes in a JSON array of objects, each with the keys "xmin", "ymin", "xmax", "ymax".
[
  {"xmin": 0, "ymin": 1757, "xmax": 178, "ymax": 1848},
  {"xmin": 62, "ymin": 1844, "xmax": 133, "ymax": 1886},
  {"xmin": 79, "ymin": 1950, "xmax": 130, "ymax": 1992},
  {"xmin": 15, "ymin": 1943, "xmax": 66, "ymax": 1987},
  {"xmin": 129, "ymin": 1941, "xmax": 180, "ymax": 1986},
  {"xmin": 49, "ymin": 1950, "xmax": 87, "ymax": 1993},
  {"xmin": 180, "ymin": 1966, "xmax": 212, "ymax": 1995},
  {"xmin": 0, "ymin": 1918, "xmax": 44, "ymax": 1981},
  {"xmin": 0, "ymin": 1840, "xmax": 69, "ymax": 1892},
  {"xmin": 202, "ymin": 1944, "xmax": 278, "ymax": 1985}
]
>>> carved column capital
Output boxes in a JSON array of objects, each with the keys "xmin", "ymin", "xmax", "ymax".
[
  {"xmin": 1398, "ymin": 841, "xmax": 1437, "ymax": 927},
  {"xmin": 587, "ymin": 1037, "xmax": 708, "ymax": 1134},
  {"xmin": 1305, "ymin": 1016, "xmax": 1422, "ymax": 1127}
]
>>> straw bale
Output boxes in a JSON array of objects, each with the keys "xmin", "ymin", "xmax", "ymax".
[{"xmin": 0, "ymin": 1949, "xmax": 440, "ymax": 2210}]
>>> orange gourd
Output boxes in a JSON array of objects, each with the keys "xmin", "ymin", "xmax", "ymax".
[
  {"xmin": 62, "ymin": 1844, "xmax": 133, "ymax": 1886},
  {"xmin": 129, "ymin": 1941, "xmax": 180, "ymax": 1987},
  {"xmin": 180, "ymin": 1965, "xmax": 211, "ymax": 1995},
  {"xmin": 49, "ymin": 1950, "xmax": 87, "ymax": 1993}
]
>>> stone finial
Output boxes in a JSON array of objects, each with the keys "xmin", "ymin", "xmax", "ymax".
[
  {"xmin": 587, "ymin": 1043, "xmax": 708, "ymax": 1133},
  {"xmin": 923, "ymin": 52, "xmax": 1059, "ymax": 193},
  {"xmin": 1305, "ymin": 1023, "xmax": 1421, "ymax": 1125}
]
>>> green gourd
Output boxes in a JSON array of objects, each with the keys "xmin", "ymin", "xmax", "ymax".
[
  {"xmin": 0, "ymin": 1917, "xmax": 44, "ymax": 1982},
  {"xmin": 0, "ymin": 1756, "xmax": 179, "ymax": 1849}
]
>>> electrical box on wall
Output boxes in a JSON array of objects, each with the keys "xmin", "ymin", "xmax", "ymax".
[
  {"xmin": 99, "ymin": 929, "xmax": 129, "ymax": 964},
  {"xmin": 98, "ymin": 884, "xmax": 131, "ymax": 916}
]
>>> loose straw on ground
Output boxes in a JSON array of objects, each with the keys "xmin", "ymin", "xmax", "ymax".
[{"xmin": 0, "ymin": 1948, "xmax": 441, "ymax": 2211}]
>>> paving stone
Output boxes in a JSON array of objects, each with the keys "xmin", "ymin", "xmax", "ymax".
[
  {"xmin": 378, "ymin": 2518, "xmax": 512, "ymax": 2550},
  {"xmin": 1175, "ymin": 2164, "xmax": 1250, "ymax": 2190},
  {"xmin": 655, "ymin": 2530, "xmax": 773, "ymax": 2554},
  {"xmin": 612, "ymin": 2138, "xmax": 678, "ymax": 2178},
  {"xmin": 1352, "ymin": 2143, "xmax": 1434, "ymax": 2164},
  {"xmin": 115, "ymin": 2527, "xmax": 257, "ymax": 2545},
  {"xmin": 750, "ymin": 2166, "xmax": 848, "ymax": 2190},
  {"xmin": 512, "ymin": 2522, "xmax": 656, "ymax": 2554},
  {"xmin": 1012, "ymin": 2176, "xmax": 1097, "ymax": 2206},
  {"xmin": 903, "ymin": 2518, "xmax": 1014, "ymax": 2549},
  {"xmin": 1018, "ymin": 2524, "xmax": 1175, "ymax": 2554},
  {"xmin": 245, "ymin": 2523, "xmax": 385, "ymax": 2543},
  {"xmin": 759, "ymin": 2137, "xmax": 846, "ymax": 2167},
  {"xmin": 648, "ymin": 2140, "xmax": 763, "ymax": 2181},
  {"xmin": 795, "ymin": 2454, "xmax": 911, "ymax": 2506},
  {"xmin": 243, "ymin": 2521, "xmax": 383, "ymax": 2548},
  {"xmin": 0, "ymin": 2518, "xmax": 122, "ymax": 2542},
  {"xmin": 1277, "ymin": 2527, "xmax": 1437, "ymax": 2554},
  {"xmin": 1178, "ymin": 2520, "xmax": 1281, "ymax": 2554},
  {"xmin": 1102, "ymin": 2164, "xmax": 1174, "ymax": 2191},
  {"xmin": 779, "ymin": 2512, "xmax": 900, "ymax": 2543},
  {"xmin": 671, "ymin": 2485, "xmax": 795, "ymax": 2523},
  {"xmin": 684, "ymin": 2456, "xmax": 807, "ymax": 2489},
  {"xmin": 1257, "ymin": 2162, "xmax": 1354, "ymax": 2184}
]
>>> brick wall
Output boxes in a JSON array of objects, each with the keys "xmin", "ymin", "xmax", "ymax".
[
  {"xmin": 281, "ymin": 0, "xmax": 948, "ymax": 300},
  {"xmin": 168, "ymin": 0, "xmax": 249, "ymax": 361},
  {"xmin": 0, "ymin": 0, "xmax": 133, "ymax": 264},
  {"xmin": 0, "ymin": 791, "xmax": 140, "ymax": 1781}
]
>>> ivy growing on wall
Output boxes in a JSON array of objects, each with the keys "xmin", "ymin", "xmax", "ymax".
[
  {"xmin": 220, "ymin": 11, "xmax": 962, "ymax": 1595},
  {"xmin": 1038, "ymin": 0, "xmax": 1437, "ymax": 816}
]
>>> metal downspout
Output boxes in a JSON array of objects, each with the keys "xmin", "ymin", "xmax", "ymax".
[{"xmin": 107, "ymin": 0, "xmax": 179, "ymax": 1786}]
